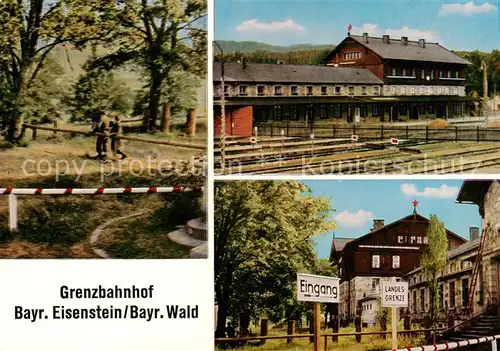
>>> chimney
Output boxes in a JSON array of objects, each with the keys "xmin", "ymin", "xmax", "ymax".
[
  {"xmin": 383, "ymin": 35, "xmax": 390, "ymax": 44},
  {"xmin": 418, "ymin": 39, "xmax": 426, "ymax": 48},
  {"xmin": 363, "ymin": 32, "xmax": 369, "ymax": 43},
  {"xmin": 372, "ymin": 219, "xmax": 385, "ymax": 231},
  {"xmin": 402, "ymin": 37, "xmax": 408, "ymax": 46},
  {"xmin": 470, "ymin": 227, "xmax": 480, "ymax": 241}
]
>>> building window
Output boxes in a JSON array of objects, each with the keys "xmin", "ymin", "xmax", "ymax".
[
  {"xmin": 307, "ymin": 86, "xmax": 313, "ymax": 96},
  {"xmin": 275, "ymin": 86, "xmax": 283, "ymax": 96},
  {"xmin": 372, "ymin": 278, "xmax": 380, "ymax": 290},
  {"xmin": 320, "ymin": 104, "xmax": 327, "ymax": 119},
  {"xmin": 413, "ymin": 290, "xmax": 417, "ymax": 312},
  {"xmin": 349, "ymin": 86, "xmax": 355, "ymax": 95},
  {"xmin": 392, "ymin": 255, "xmax": 400, "ymax": 269},
  {"xmin": 360, "ymin": 104, "xmax": 367, "ymax": 117},
  {"xmin": 456, "ymin": 71, "xmax": 459, "ymax": 78},
  {"xmin": 373, "ymin": 86, "xmax": 379, "ymax": 96},
  {"xmin": 402, "ymin": 68, "xmax": 407, "ymax": 76},
  {"xmin": 291, "ymin": 86, "xmax": 299, "ymax": 95},
  {"xmin": 412, "ymin": 69, "xmax": 416, "ymax": 77},
  {"xmin": 392, "ymin": 68, "xmax": 397, "ymax": 76},
  {"xmin": 423, "ymin": 237, "xmax": 428, "ymax": 244},
  {"xmin": 439, "ymin": 70, "xmax": 443, "ymax": 78},
  {"xmin": 335, "ymin": 86, "xmax": 342, "ymax": 95},
  {"xmin": 223, "ymin": 85, "xmax": 229, "ymax": 96},
  {"xmin": 239, "ymin": 85, "xmax": 248, "ymax": 96},
  {"xmin": 398, "ymin": 235, "xmax": 403, "ymax": 243},
  {"xmin": 257, "ymin": 86, "xmax": 265, "ymax": 96},
  {"xmin": 419, "ymin": 103, "xmax": 425, "ymax": 114},
  {"xmin": 420, "ymin": 289, "xmax": 425, "ymax": 311},
  {"xmin": 421, "ymin": 69, "xmax": 425, "ymax": 79},
  {"xmin": 449, "ymin": 281, "xmax": 455, "ymax": 308},
  {"xmin": 439, "ymin": 284, "xmax": 444, "ymax": 309},
  {"xmin": 391, "ymin": 86, "xmax": 396, "ymax": 94},
  {"xmin": 372, "ymin": 104, "xmax": 379, "ymax": 117},
  {"xmin": 362, "ymin": 87, "xmax": 367, "ymax": 95},
  {"xmin": 417, "ymin": 236, "xmax": 422, "ymax": 244},
  {"xmin": 372, "ymin": 255, "xmax": 380, "ymax": 269},
  {"xmin": 448, "ymin": 71, "xmax": 452, "ymax": 78},
  {"xmin": 431, "ymin": 70, "xmax": 435, "ymax": 79},
  {"xmin": 290, "ymin": 105, "xmax": 298, "ymax": 120},
  {"xmin": 428, "ymin": 103, "xmax": 435, "ymax": 114},
  {"xmin": 334, "ymin": 104, "xmax": 342, "ymax": 118},
  {"xmin": 320, "ymin": 86, "xmax": 327, "ymax": 95}
]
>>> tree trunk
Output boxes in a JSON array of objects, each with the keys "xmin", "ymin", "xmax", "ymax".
[
  {"xmin": 147, "ymin": 69, "xmax": 162, "ymax": 132},
  {"xmin": 186, "ymin": 108, "xmax": 196, "ymax": 136},
  {"xmin": 215, "ymin": 292, "xmax": 229, "ymax": 338},
  {"xmin": 160, "ymin": 103, "xmax": 171, "ymax": 134},
  {"xmin": 239, "ymin": 312, "xmax": 250, "ymax": 337}
]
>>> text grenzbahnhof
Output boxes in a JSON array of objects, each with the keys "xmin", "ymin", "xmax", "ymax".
[{"xmin": 60, "ymin": 285, "xmax": 154, "ymax": 299}]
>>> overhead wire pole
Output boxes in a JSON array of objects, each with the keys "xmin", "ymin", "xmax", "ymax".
[{"xmin": 213, "ymin": 41, "xmax": 226, "ymax": 173}]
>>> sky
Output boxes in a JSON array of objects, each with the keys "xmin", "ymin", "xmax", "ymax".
[
  {"xmin": 215, "ymin": 0, "xmax": 500, "ymax": 52},
  {"xmin": 301, "ymin": 179, "xmax": 482, "ymax": 259}
]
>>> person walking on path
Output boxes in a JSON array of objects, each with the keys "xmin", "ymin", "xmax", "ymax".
[
  {"xmin": 110, "ymin": 113, "xmax": 127, "ymax": 160},
  {"xmin": 92, "ymin": 110, "xmax": 111, "ymax": 161}
]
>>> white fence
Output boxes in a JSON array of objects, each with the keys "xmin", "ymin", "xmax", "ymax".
[{"xmin": 0, "ymin": 186, "xmax": 203, "ymax": 232}]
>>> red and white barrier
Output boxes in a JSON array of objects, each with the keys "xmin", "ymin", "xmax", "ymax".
[
  {"xmin": 390, "ymin": 334, "xmax": 500, "ymax": 351},
  {"xmin": 2, "ymin": 186, "xmax": 203, "ymax": 232},
  {"xmin": 0, "ymin": 186, "xmax": 203, "ymax": 195}
]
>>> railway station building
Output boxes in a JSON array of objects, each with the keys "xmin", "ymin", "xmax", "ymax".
[
  {"xmin": 214, "ymin": 33, "xmax": 479, "ymax": 137},
  {"xmin": 329, "ymin": 210, "xmax": 467, "ymax": 325},
  {"xmin": 406, "ymin": 180, "xmax": 500, "ymax": 325}
]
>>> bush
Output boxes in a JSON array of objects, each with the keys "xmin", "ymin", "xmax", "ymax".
[
  {"xmin": 153, "ymin": 192, "xmax": 203, "ymax": 228},
  {"xmin": 428, "ymin": 119, "xmax": 449, "ymax": 128}
]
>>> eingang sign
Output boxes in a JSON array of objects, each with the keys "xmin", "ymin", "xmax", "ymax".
[{"xmin": 296, "ymin": 273, "xmax": 340, "ymax": 303}]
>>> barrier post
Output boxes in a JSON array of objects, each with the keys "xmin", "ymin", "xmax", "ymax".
[
  {"xmin": 8, "ymin": 194, "xmax": 18, "ymax": 232},
  {"xmin": 314, "ymin": 303, "xmax": 321, "ymax": 351}
]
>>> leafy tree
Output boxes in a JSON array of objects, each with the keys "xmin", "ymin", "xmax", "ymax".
[
  {"xmin": 0, "ymin": 0, "xmax": 117, "ymax": 142},
  {"xmin": 421, "ymin": 215, "xmax": 448, "ymax": 327},
  {"xmin": 87, "ymin": 0, "xmax": 207, "ymax": 133},
  {"xmin": 67, "ymin": 67, "xmax": 134, "ymax": 122},
  {"xmin": 214, "ymin": 180, "xmax": 335, "ymax": 338}
]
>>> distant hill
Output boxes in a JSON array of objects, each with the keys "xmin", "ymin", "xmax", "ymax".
[{"xmin": 215, "ymin": 40, "xmax": 335, "ymax": 53}]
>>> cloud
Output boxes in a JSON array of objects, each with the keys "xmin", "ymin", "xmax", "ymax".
[
  {"xmin": 439, "ymin": 1, "xmax": 497, "ymax": 16},
  {"xmin": 400, "ymin": 184, "xmax": 459, "ymax": 198},
  {"xmin": 235, "ymin": 19, "xmax": 305, "ymax": 34},
  {"xmin": 352, "ymin": 24, "xmax": 438, "ymax": 41},
  {"xmin": 334, "ymin": 210, "xmax": 374, "ymax": 228}
]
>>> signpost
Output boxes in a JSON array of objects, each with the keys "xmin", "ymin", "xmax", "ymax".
[
  {"xmin": 351, "ymin": 135, "xmax": 359, "ymax": 142},
  {"xmin": 391, "ymin": 138, "xmax": 400, "ymax": 145},
  {"xmin": 381, "ymin": 281, "xmax": 409, "ymax": 351},
  {"xmin": 297, "ymin": 273, "xmax": 340, "ymax": 351}
]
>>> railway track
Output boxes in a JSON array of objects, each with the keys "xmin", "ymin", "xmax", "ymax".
[{"xmin": 217, "ymin": 143, "xmax": 500, "ymax": 175}]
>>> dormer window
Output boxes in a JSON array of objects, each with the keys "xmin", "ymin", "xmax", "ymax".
[
  {"xmin": 274, "ymin": 86, "xmax": 283, "ymax": 96},
  {"xmin": 335, "ymin": 86, "xmax": 342, "ymax": 95},
  {"xmin": 291, "ymin": 86, "xmax": 299, "ymax": 96},
  {"xmin": 431, "ymin": 70, "xmax": 435, "ymax": 79},
  {"xmin": 421, "ymin": 69, "xmax": 425, "ymax": 79},
  {"xmin": 321, "ymin": 86, "xmax": 327, "ymax": 95},
  {"xmin": 306, "ymin": 86, "xmax": 313, "ymax": 95},
  {"xmin": 392, "ymin": 68, "xmax": 397, "ymax": 76},
  {"xmin": 402, "ymin": 69, "xmax": 407, "ymax": 76},
  {"xmin": 361, "ymin": 87, "xmax": 367, "ymax": 95},
  {"xmin": 257, "ymin": 86, "xmax": 265, "ymax": 96},
  {"xmin": 447, "ymin": 71, "xmax": 452, "ymax": 78},
  {"xmin": 239, "ymin": 85, "xmax": 248, "ymax": 96},
  {"xmin": 439, "ymin": 70, "xmax": 443, "ymax": 78},
  {"xmin": 455, "ymin": 71, "xmax": 459, "ymax": 78},
  {"xmin": 373, "ymin": 86, "xmax": 379, "ymax": 96},
  {"xmin": 223, "ymin": 85, "xmax": 229, "ymax": 96}
]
